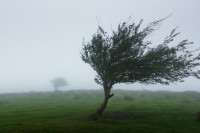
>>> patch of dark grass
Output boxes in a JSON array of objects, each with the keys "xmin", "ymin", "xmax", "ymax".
[
  {"xmin": 101, "ymin": 112, "xmax": 132, "ymax": 120},
  {"xmin": 100, "ymin": 111, "xmax": 150, "ymax": 121},
  {"xmin": 181, "ymin": 99, "xmax": 190, "ymax": 104},
  {"xmin": 0, "ymin": 100, "xmax": 9, "ymax": 105},
  {"xmin": 124, "ymin": 95, "xmax": 134, "ymax": 101},
  {"xmin": 73, "ymin": 94, "xmax": 81, "ymax": 100}
]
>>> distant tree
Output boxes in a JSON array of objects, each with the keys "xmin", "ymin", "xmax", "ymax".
[
  {"xmin": 81, "ymin": 18, "xmax": 200, "ymax": 119},
  {"xmin": 51, "ymin": 77, "xmax": 68, "ymax": 91}
]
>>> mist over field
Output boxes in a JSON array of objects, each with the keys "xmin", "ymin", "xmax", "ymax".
[
  {"xmin": 1, "ymin": 1, "xmax": 200, "ymax": 133},
  {"xmin": 0, "ymin": 0, "xmax": 200, "ymax": 93}
]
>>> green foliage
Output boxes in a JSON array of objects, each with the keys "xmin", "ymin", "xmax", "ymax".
[
  {"xmin": 1, "ymin": 90, "xmax": 200, "ymax": 133},
  {"xmin": 81, "ymin": 18, "xmax": 200, "ymax": 87}
]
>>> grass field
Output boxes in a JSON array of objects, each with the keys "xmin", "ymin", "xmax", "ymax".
[{"xmin": 0, "ymin": 89, "xmax": 200, "ymax": 133}]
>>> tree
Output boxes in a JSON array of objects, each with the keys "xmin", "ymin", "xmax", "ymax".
[
  {"xmin": 81, "ymin": 18, "xmax": 200, "ymax": 119},
  {"xmin": 51, "ymin": 77, "xmax": 68, "ymax": 91}
]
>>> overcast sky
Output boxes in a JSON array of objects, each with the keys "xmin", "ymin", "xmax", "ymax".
[{"xmin": 0, "ymin": 0, "xmax": 200, "ymax": 93}]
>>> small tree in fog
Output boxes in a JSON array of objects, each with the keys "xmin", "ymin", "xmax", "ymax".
[
  {"xmin": 51, "ymin": 77, "xmax": 68, "ymax": 91},
  {"xmin": 81, "ymin": 18, "xmax": 200, "ymax": 119}
]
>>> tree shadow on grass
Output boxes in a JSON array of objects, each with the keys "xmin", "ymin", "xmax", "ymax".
[{"xmin": 100, "ymin": 111, "xmax": 150, "ymax": 120}]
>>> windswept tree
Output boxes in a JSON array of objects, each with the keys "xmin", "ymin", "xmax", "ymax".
[
  {"xmin": 81, "ymin": 18, "xmax": 200, "ymax": 119},
  {"xmin": 51, "ymin": 77, "xmax": 68, "ymax": 91}
]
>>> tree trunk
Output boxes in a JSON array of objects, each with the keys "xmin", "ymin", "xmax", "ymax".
[{"xmin": 92, "ymin": 86, "xmax": 114, "ymax": 119}]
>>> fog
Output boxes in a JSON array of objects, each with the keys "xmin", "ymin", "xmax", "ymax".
[{"xmin": 0, "ymin": 0, "xmax": 200, "ymax": 93}]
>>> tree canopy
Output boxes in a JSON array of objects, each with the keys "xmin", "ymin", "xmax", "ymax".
[
  {"xmin": 51, "ymin": 77, "xmax": 68, "ymax": 91},
  {"xmin": 81, "ymin": 18, "xmax": 200, "ymax": 118}
]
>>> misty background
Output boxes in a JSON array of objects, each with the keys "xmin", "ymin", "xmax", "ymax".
[{"xmin": 0, "ymin": 0, "xmax": 199, "ymax": 93}]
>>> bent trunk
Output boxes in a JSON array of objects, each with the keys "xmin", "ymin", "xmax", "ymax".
[{"xmin": 92, "ymin": 86, "xmax": 114, "ymax": 119}]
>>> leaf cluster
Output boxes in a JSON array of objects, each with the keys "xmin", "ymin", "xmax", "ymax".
[{"xmin": 81, "ymin": 18, "xmax": 200, "ymax": 87}]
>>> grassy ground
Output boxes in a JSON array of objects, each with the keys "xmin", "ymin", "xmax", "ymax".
[{"xmin": 0, "ymin": 89, "xmax": 200, "ymax": 133}]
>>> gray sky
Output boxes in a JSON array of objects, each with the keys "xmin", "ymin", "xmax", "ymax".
[{"xmin": 0, "ymin": 0, "xmax": 200, "ymax": 93}]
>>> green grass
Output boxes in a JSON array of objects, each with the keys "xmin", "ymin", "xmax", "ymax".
[{"xmin": 0, "ymin": 90, "xmax": 200, "ymax": 133}]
